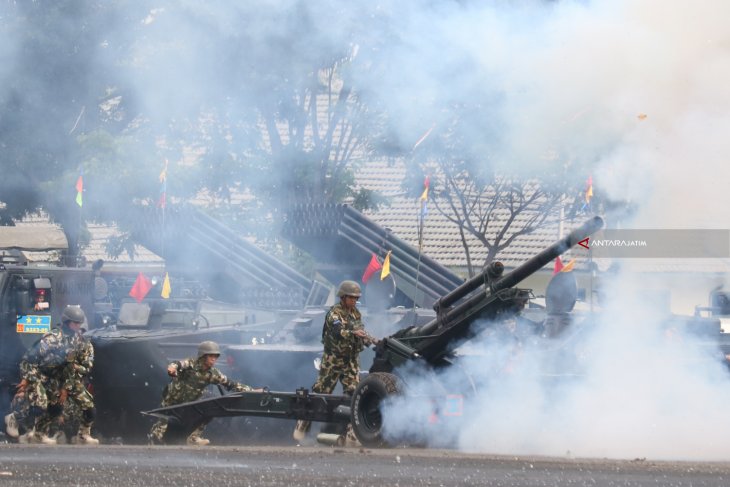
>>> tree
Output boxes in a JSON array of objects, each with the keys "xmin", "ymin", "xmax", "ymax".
[
  {"xmin": 404, "ymin": 106, "xmax": 578, "ymax": 277},
  {"xmin": 0, "ymin": 1, "xmax": 389, "ymax": 264},
  {"xmin": 0, "ymin": 1, "xmax": 131, "ymax": 257}
]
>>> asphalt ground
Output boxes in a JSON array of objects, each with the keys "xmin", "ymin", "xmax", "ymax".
[{"xmin": 1, "ymin": 444, "xmax": 730, "ymax": 487}]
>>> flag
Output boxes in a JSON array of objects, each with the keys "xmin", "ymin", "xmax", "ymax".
[
  {"xmin": 161, "ymin": 272, "xmax": 171, "ymax": 299},
  {"xmin": 552, "ymin": 256, "xmax": 564, "ymax": 275},
  {"xmin": 361, "ymin": 254, "xmax": 382, "ymax": 284},
  {"xmin": 380, "ymin": 251, "xmax": 392, "ymax": 280},
  {"xmin": 157, "ymin": 160, "xmax": 168, "ymax": 209},
  {"xmin": 561, "ymin": 258, "xmax": 576, "ymax": 272},
  {"xmin": 419, "ymin": 176, "xmax": 430, "ymax": 220},
  {"xmin": 581, "ymin": 175, "xmax": 593, "ymax": 212},
  {"xmin": 75, "ymin": 170, "xmax": 83, "ymax": 207},
  {"xmin": 129, "ymin": 272, "xmax": 153, "ymax": 303}
]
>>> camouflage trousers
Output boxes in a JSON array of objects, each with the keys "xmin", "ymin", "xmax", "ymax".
[
  {"xmin": 149, "ymin": 419, "xmax": 208, "ymax": 444},
  {"xmin": 35, "ymin": 378, "xmax": 95, "ymax": 435},
  {"xmin": 149, "ymin": 387, "xmax": 207, "ymax": 444},
  {"xmin": 10, "ymin": 375, "xmax": 61, "ymax": 434},
  {"xmin": 312, "ymin": 353, "xmax": 360, "ymax": 395},
  {"xmin": 295, "ymin": 353, "xmax": 360, "ymax": 443}
]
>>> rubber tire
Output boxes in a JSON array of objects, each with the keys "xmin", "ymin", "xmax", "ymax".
[{"xmin": 351, "ymin": 372, "xmax": 401, "ymax": 447}]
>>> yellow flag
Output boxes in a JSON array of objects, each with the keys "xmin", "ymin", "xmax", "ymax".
[
  {"xmin": 560, "ymin": 259, "xmax": 576, "ymax": 272},
  {"xmin": 380, "ymin": 251, "xmax": 392, "ymax": 280},
  {"xmin": 161, "ymin": 272, "xmax": 171, "ymax": 299}
]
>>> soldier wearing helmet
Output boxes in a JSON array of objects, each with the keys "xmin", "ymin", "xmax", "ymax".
[
  {"xmin": 294, "ymin": 280, "xmax": 378, "ymax": 444},
  {"xmin": 149, "ymin": 340, "xmax": 262, "ymax": 446},
  {"xmin": 5, "ymin": 305, "xmax": 99, "ymax": 445}
]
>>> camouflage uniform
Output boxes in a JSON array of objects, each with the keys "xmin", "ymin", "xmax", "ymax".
[
  {"xmin": 14, "ymin": 328, "xmax": 73, "ymax": 433},
  {"xmin": 149, "ymin": 356, "xmax": 251, "ymax": 444},
  {"xmin": 294, "ymin": 302, "xmax": 373, "ymax": 443},
  {"xmin": 59, "ymin": 338, "xmax": 96, "ymax": 438},
  {"xmin": 312, "ymin": 303, "xmax": 373, "ymax": 395},
  {"xmin": 13, "ymin": 327, "xmax": 94, "ymax": 439}
]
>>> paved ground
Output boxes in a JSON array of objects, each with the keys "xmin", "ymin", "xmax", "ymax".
[{"xmin": 1, "ymin": 444, "xmax": 730, "ymax": 487}]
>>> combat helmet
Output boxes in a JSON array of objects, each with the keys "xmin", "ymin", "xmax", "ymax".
[
  {"xmin": 337, "ymin": 280, "xmax": 361, "ymax": 298},
  {"xmin": 61, "ymin": 306, "xmax": 86, "ymax": 324},
  {"xmin": 197, "ymin": 340, "xmax": 221, "ymax": 358}
]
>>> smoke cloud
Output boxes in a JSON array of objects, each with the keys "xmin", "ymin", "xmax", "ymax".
[
  {"xmin": 362, "ymin": 0, "xmax": 730, "ymax": 460},
  {"xmin": 383, "ymin": 270, "xmax": 730, "ymax": 460},
  {"xmin": 2, "ymin": 0, "xmax": 728, "ymax": 458}
]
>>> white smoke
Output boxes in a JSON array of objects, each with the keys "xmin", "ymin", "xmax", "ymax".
[
  {"xmin": 371, "ymin": 0, "xmax": 730, "ymax": 460},
  {"xmin": 382, "ymin": 269, "xmax": 730, "ymax": 460}
]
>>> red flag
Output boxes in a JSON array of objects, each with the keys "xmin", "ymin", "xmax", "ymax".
[
  {"xmin": 552, "ymin": 256, "xmax": 564, "ymax": 276},
  {"xmin": 129, "ymin": 272, "xmax": 153, "ymax": 303},
  {"xmin": 361, "ymin": 253, "xmax": 383, "ymax": 284}
]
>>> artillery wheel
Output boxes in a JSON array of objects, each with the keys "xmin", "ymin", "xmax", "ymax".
[{"xmin": 351, "ymin": 372, "xmax": 401, "ymax": 447}]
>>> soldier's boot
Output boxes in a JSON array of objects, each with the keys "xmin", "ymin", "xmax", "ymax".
[
  {"xmin": 147, "ymin": 433, "xmax": 165, "ymax": 446},
  {"xmin": 186, "ymin": 435, "xmax": 210, "ymax": 446},
  {"xmin": 4, "ymin": 413, "xmax": 19, "ymax": 439},
  {"xmin": 344, "ymin": 424, "xmax": 361, "ymax": 448},
  {"xmin": 293, "ymin": 420, "xmax": 311, "ymax": 442},
  {"xmin": 17, "ymin": 429, "xmax": 32, "ymax": 444},
  {"xmin": 21, "ymin": 429, "xmax": 57, "ymax": 445},
  {"xmin": 75, "ymin": 425, "xmax": 100, "ymax": 445}
]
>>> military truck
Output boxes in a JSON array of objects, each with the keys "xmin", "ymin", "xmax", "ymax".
[{"xmin": 146, "ymin": 216, "xmax": 605, "ymax": 447}]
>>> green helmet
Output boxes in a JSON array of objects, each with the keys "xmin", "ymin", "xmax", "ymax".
[
  {"xmin": 61, "ymin": 306, "xmax": 86, "ymax": 324},
  {"xmin": 337, "ymin": 280, "xmax": 361, "ymax": 298},
  {"xmin": 197, "ymin": 340, "xmax": 221, "ymax": 358}
]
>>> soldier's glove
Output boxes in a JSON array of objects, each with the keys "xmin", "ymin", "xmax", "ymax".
[
  {"xmin": 59, "ymin": 388, "xmax": 69, "ymax": 405},
  {"xmin": 15, "ymin": 378, "xmax": 28, "ymax": 394}
]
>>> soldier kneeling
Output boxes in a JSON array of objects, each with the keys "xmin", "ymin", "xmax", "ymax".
[{"xmin": 149, "ymin": 341, "xmax": 260, "ymax": 446}]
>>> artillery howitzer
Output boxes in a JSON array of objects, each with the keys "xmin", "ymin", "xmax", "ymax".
[{"xmin": 144, "ymin": 216, "xmax": 604, "ymax": 447}]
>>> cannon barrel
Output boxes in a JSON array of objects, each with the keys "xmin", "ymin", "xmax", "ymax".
[{"xmin": 415, "ymin": 216, "xmax": 603, "ymax": 338}]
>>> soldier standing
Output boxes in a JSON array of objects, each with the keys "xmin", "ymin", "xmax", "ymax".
[
  {"xmin": 4, "ymin": 306, "xmax": 99, "ymax": 445},
  {"xmin": 293, "ymin": 280, "xmax": 377, "ymax": 443},
  {"xmin": 148, "ymin": 340, "xmax": 258, "ymax": 446}
]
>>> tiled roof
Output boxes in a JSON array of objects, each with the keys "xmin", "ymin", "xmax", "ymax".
[
  {"xmin": 355, "ymin": 158, "xmax": 584, "ymax": 271},
  {"xmin": 13, "ymin": 213, "xmax": 163, "ymax": 265},
  {"xmin": 354, "ymin": 159, "xmax": 730, "ymax": 274}
]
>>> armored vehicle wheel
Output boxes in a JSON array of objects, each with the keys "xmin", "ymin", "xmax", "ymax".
[{"xmin": 351, "ymin": 372, "xmax": 401, "ymax": 447}]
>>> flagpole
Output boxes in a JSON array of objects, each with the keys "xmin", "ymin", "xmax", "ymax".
[
  {"xmin": 412, "ymin": 176, "xmax": 430, "ymax": 321},
  {"xmin": 159, "ymin": 160, "xmax": 168, "ymax": 264},
  {"xmin": 413, "ymin": 212, "xmax": 425, "ymax": 321},
  {"xmin": 74, "ymin": 168, "xmax": 84, "ymax": 267}
]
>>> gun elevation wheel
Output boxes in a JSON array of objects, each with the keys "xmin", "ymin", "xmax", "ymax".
[{"xmin": 351, "ymin": 372, "xmax": 401, "ymax": 447}]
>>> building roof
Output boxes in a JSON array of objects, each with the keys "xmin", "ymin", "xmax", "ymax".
[
  {"xmin": 354, "ymin": 158, "xmax": 587, "ymax": 272},
  {"xmin": 354, "ymin": 158, "xmax": 730, "ymax": 275},
  {"xmin": 12, "ymin": 213, "xmax": 163, "ymax": 266}
]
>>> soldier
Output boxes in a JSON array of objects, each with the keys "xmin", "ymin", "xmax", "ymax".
[
  {"xmin": 4, "ymin": 306, "xmax": 99, "ymax": 445},
  {"xmin": 148, "ymin": 340, "xmax": 259, "ymax": 446},
  {"xmin": 60, "ymin": 308, "xmax": 98, "ymax": 445},
  {"xmin": 293, "ymin": 280, "xmax": 377, "ymax": 443}
]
